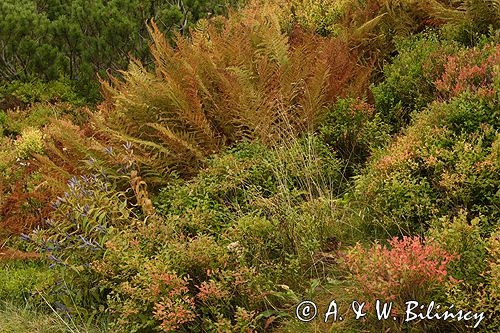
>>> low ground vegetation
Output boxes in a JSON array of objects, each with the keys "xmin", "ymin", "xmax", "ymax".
[{"xmin": 0, "ymin": 0, "xmax": 498, "ymax": 332}]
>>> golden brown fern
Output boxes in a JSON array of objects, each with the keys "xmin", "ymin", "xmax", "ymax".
[{"xmin": 98, "ymin": 1, "xmax": 363, "ymax": 179}]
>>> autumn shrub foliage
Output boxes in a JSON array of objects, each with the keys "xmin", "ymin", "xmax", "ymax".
[
  {"xmin": 344, "ymin": 236, "xmax": 461, "ymax": 331},
  {"xmin": 356, "ymin": 37, "xmax": 499, "ymax": 237},
  {"xmin": 1, "ymin": 1, "xmax": 499, "ymax": 332},
  {"xmin": 435, "ymin": 43, "xmax": 500, "ymax": 98},
  {"xmin": 341, "ymin": 32, "xmax": 499, "ymax": 333},
  {"xmin": 373, "ymin": 33, "xmax": 499, "ymax": 132},
  {"xmin": 345, "ymin": 236, "xmax": 459, "ymax": 303}
]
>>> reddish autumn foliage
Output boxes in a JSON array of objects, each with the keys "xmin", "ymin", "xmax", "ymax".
[
  {"xmin": 435, "ymin": 44, "xmax": 499, "ymax": 99},
  {"xmin": 345, "ymin": 236, "xmax": 460, "ymax": 303}
]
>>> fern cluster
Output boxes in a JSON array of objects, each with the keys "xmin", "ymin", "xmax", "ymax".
[{"xmin": 98, "ymin": 2, "xmax": 365, "ymax": 179}]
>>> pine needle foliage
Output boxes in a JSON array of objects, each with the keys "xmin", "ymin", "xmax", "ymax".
[{"xmin": 99, "ymin": 1, "xmax": 363, "ymax": 178}]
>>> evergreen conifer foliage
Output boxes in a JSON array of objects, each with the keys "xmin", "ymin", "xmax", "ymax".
[{"xmin": 0, "ymin": 0, "xmax": 239, "ymax": 102}]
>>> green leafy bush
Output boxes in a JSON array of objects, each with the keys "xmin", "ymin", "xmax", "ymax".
[
  {"xmin": 15, "ymin": 127, "xmax": 45, "ymax": 160},
  {"xmin": 428, "ymin": 211, "xmax": 499, "ymax": 332},
  {"xmin": 154, "ymin": 136, "xmax": 347, "ymax": 280},
  {"xmin": 0, "ymin": 77, "xmax": 84, "ymax": 106},
  {"xmin": 319, "ymin": 97, "xmax": 390, "ymax": 174},
  {"xmin": 289, "ymin": 0, "xmax": 347, "ymax": 36},
  {"xmin": 1, "ymin": 102, "xmax": 79, "ymax": 138},
  {"xmin": 0, "ymin": 260, "xmax": 55, "ymax": 306},
  {"xmin": 155, "ymin": 137, "xmax": 343, "ymax": 233},
  {"xmin": 372, "ymin": 32, "xmax": 460, "ymax": 132},
  {"xmin": 0, "ymin": 110, "xmax": 5, "ymax": 124},
  {"xmin": 354, "ymin": 91, "xmax": 499, "ymax": 237}
]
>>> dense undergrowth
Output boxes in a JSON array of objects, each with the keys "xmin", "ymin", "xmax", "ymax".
[{"xmin": 0, "ymin": 0, "xmax": 499, "ymax": 332}]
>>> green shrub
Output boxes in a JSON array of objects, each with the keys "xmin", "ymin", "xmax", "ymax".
[
  {"xmin": 15, "ymin": 127, "xmax": 45, "ymax": 160},
  {"xmin": 2, "ymin": 102, "xmax": 78, "ymax": 137},
  {"xmin": 353, "ymin": 91, "xmax": 499, "ymax": 237},
  {"xmin": 427, "ymin": 211, "xmax": 499, "ymax": 332},
  {"xmin": 289, "ymin": 0, "xmax": 347, "ymax": 36},
  {"xmin": 0, "ymin": 77, "xmax": 84, "ymax": 106},
  {"xmin": 319, "ymin": 97, "xmax": 390, "ymax": 174},
  {"xmin": 0, "ymin": 137, "xmax": 15, "ymax": 173},
  {"xmin": 372, "ymin": 32, "xmax": 459, "ymax": 132},
  {"xmin": 0, "ymin": 260, "xmax": 55, "ymax": 306},
  {"xmin": 155, "ymin": 137, "xmax": 343, "ymax": 235}
]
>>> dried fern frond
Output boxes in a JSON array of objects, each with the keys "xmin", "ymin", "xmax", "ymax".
[{"xmin": 99, "ymin": 0, "xmax": 363, "ymax": 180}]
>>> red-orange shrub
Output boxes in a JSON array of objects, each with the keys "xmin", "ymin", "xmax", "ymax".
[
  {"xmin": 345, "ymin": 236, "xmax": 460, "ymax": 304},
  {"xmin": 435, "ymin": 44, "xmax": 499, "ymax": 99}
]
